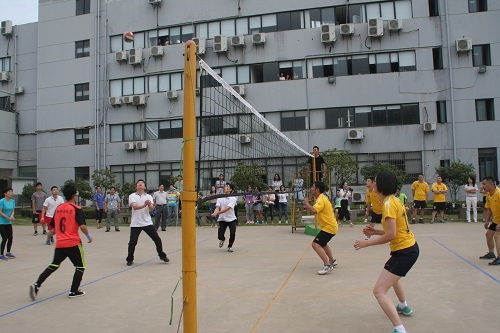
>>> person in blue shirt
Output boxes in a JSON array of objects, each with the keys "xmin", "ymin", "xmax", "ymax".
[
  {"xmin": 0, "ymin": 187, "xmax": 16, "ymax": 260},
  {"xmin": 94, "ymin": 186, "xmax": 105, "ymax": 229}
]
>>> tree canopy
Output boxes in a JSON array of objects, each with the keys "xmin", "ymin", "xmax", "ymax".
[
  {"xmin": 360, "ymin": 162, "xmax": 406, "ymax": 188},
  {"xmin": 230, "ymin": 161, "xmax": 267, "ymax": 192},
  {"xmin": 436, "ymin": 161, "xmax": 475, "ymax": 202},
  {"xmin": 321, "ymin": 149, "xmax": 357, "ymax": 189}
]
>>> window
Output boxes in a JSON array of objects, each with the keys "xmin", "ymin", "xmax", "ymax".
[
  {"xmin": 76, "ymin": 0, "xmax": 90, "ymax": 16},
  {"xmin": 159, "ymin": 120, "xmax": 183, "ymax": 139},
  {"xmin": 277, "ymin": 11, "xmax": 303, "ymax": 31},
  {"xmin": 398, "ymin": 51, "xmax": 416, "ymax": 71},
  {"xmin": 476, "ymin": 99, "xmax": 495, "ymax": 121},
  {"xmin": 478, "ymin": 148, "xmax": 498, "ymax": 181},
  {"xmin": 472, "ymin": 45, "xmax": 491, "ymax": 67},
  {"xmin": 436, "ymin": 101, "xmax": 447, "ymax": 123},
  {"xmin": 0, "ymin": 57, "xmax": 11, "ymax": 71},
  {"xmin": 433, "ymin": 47, "xmax": 443, "ymax": 70},
  {"xmin": 75, "ymin": 166, "xmax": 90, "ymax": 181},
  {"xmin": 75, "ymin": 40, "xmax": 90, "ymax": 58},
  {"xmin": 0, "ymin": 96, "xmax": 11, "ymax": 111},
  {"xmin": 18, "ymin": 166, "xmax": 37, "ymax": 178},
  {"xmin": 428, "ymin": 0, "xmax": 439, "ymax": 16},
  {"xmin": 281, "ymin": 111, "xmax": 308, "ymax": 131},
  {"xmin": 75, "ymin": 83, "xmax": 90, "ymax": 101},
  {"xmin": 469, "ymin": 0, "xmax": 488, "ymax": 13},
  {"xmin": 75, "ymin": 128, "xmax": 90, "ymax": 145},
  {"xmin": 440, "ymin": 160, "xmax": 450, "ymax": 168},
  {"xmin": 325, "ymin": 107, "xmax": 355, "ymax": 128}
]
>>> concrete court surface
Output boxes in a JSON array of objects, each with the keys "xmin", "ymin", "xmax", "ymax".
[{"xmin": 1, "ymin": 222, "xmax": 499, "ymax": 333}]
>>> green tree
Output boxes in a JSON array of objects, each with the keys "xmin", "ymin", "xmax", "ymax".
[
  {"xmin": 230, "ymin": 161, "xmax": 267, "ymax": 192},
  {"xmin": 322, "ymin": 149, "xmax": 357, "ymax": 189},
  {"xmin": 91, "ymin": 168, "xmax": 118, "ymax": 193},
  {"xmin": 117, "ymin": 182, "xmax": 136, "ymax": 206},
  {"xmin": 436, "ymin": 161, "xmax": 475, "ymax": 202},
  {"xmin": 61, "ymin": 179, "xmax": 93, "ymax": 203},
  {"xmin": 360, "ymin": 162, "xmax": 406, "ymax": 187},
  {"xmin": 21, "ymin": 182, "xmax": 37, "ymax": 204}
]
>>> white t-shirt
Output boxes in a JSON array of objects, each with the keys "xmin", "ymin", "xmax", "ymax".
[
  {"xmin": 278, "ymin": 192, "xmax": 288, "ymax": 203},
  {"xmin": 129, "ymin": 192, "xmax": 154, "ymax": 227},
  {"xmin": 215, "ymin": 196, "xmax": 237, "ymax": 222},
  {"xmin": 339, "ymin": 188, "xmax": 351, "ymax": 201},
  {"xmin": 42, "ymin": 195, "xmax": 64, "ymax": 217},
  {"xmin": 215, "ymin": 180, "xmax": 226, "ymax": 195},
  {"xmin": 465, "ymin": 184, "xmax": 478, "ymax": 197}
]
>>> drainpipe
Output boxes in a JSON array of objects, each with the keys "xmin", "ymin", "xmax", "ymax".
[
  {"xmin": 94, "ymin": 0, "xmax": 101, "ymax": 171},
  {"xmin": 444, "ymin": 0, "xmax": 457, "ymax": 161}
]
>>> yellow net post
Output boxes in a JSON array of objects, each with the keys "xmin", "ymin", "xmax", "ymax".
[{"xmin": 182, "ymin": 41, "xmax": 198, "ymax": 333}]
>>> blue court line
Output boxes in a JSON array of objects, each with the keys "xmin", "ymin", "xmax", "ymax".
[
  {"xmin": 429, "ymin": 236, "xmax": 500, "ymax": 284},
  {"xmin": 0, "ymin": 237, "xmax": 211, "ymax": 319}
]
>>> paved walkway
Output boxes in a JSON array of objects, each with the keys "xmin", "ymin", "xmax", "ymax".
[{"xmin": 1, "ymin": 223, "xmax": 499, "ymax": 332}]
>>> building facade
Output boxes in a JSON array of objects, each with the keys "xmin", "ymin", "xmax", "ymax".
[{"xmin": 0, "ymin": 0, "xmax": 498, "ymax": 199}]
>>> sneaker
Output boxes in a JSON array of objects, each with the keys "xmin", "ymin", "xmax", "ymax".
[
  {"xmin": 278, "ymin": 221, "xmax": 282, "ymax": 224},
  {"xmin": 45, "ymin": 240, "xmax": 51, "ymax": 245},
  {"xmin": 439, "ymin": 219, "xmax": 445, "ymax": 223},
  {"xmin": 50, "ymin": 236, "xmax": 54, "ymax": 243},
  {"xmin": 29, "ymin": 284, "xmax": 39, "ymax": 301},
  {"xmin": 411, "ymin": 218, "xmax": 416, "ymax": 224},
  {"xmin": 419, "ymin": 219, "xmax": 424, "ymax": 224},
  {"xmin": 115, "ymin": 229, "xmax": 120, "ymax": 232},
  {"xmin": 227, "ymin": 247, "xmax": 234, "ymax": 252},
  {"xmin": 68, "ymin": 290, "xmax": 86, "ymax": 298},
  {"xmin": 126, "ymin": 261, "xmax": 133, "ymax": 266},
  {"xmin": 161, "ymin": 256, "xmax": 170, "ymax": 263},
  {"xmin": 488, "ymin": 258, "xmax": 500, "ymax": 266},
  {"xmin": 396, "ymin": 304, "xmax": 413, "ymax": 316},
  {"xmin": 480, "ymin": 252, "xmax": 496, "ymax": 260},
  {"xmin": 318, "ymin": 265, "xmax": 333, "ymax": 275},
  {"xmin": 43, "ymin": 230, "xmax": 47, "ymax": 235},
  {"xmin": 219, "ymin": 240, "xmax": 224, "ymax": 248},
  {"xmin": 285, "ymin": 220, "xmax": 289, "ymax": 224},
  {"xmin": 5, "ymin": 252, "xmax": 15, "ymax": 259},
  {"xmin": 105, "ymin": 229, "xmax": 110, "ymax": 232},
  {"xmin": 33, "ymin": 231, "xmax": 38, "ymax": 236},
  {"xmin": 0, "ymin": 255, "xmax": 8, "ymax": 261},
  {"xmin": 430, "ymin": 220, "xmax": 434, "ymax": 224},
  {"xmin": 329, "ymin": 259, "xmax": 338, "ymax": 268},
  {"xmin": 349, "ymin": 222, "xmax": 354, "ymax": 227}
]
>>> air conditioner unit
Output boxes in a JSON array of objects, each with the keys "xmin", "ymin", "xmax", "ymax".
[
  {"xmin": 321, "ymin": 24, "xmax": 336, "ymax": 43},
  {"xmin": 132, "ymin": 95, "xmax": 146, "ymax": 106},
  {"xmin": 340, "ymin": 23, "xmax": 354, "ymax": 35},
  {"xmin": 128, "ymin": 48, "xmax": 143, "ymax": 65},
  {"xmin": 151, "ymin": 46, "xmax": 164, "ymax": 57},
  {"xmin": 192, "ymin": 37, "xmax": 206, "ymax": 55},
  {"xmin": 0, "ymin": 71, "xmax": 9, "ymax": 82},
  {"xmin": 148, "ymin": 0, "xmax": 162, "ymax": 4},
  {"xmin": 456, "ymin": 38, "xmax": 472, "ymax": 53},
  {"xmin": 388, "ymin": 19, "xmax": 403, "ymax": 31},
  {"xmin": 15, "ymin": 86, "xmax": 24, "ymax": 95},
  {"xmin": 347, "ymin": 129, "xmax": 364, "ymax": 140},
  {"xmin": 115, "ymin": 51, "xmax": 128, "ymax": 61},
  {"xmin": 124, "ymin": 142, "xmax": 135, "ymax": 151},
  {"xmin": 423, "ymin": 122, "xmax": 437, "ymax": 132},
  {"xmin": 368, "ymin": 18, "xmax": 383, "ymax": 37},
  {"xmin": 122, "ymin": 96, "xmax": 133, "ymax": 104},
  {"xmin": 136, "ymin": 141, "xmax": 148, "ymax": 150},
  {"xmin": 109, "ymin": 96, "xmax": 122, "ymax": 106},
  {"xmin": 232, "ymin": 85, "xmax": 245, "ymax": 97},
  {"xmin": 252, "ymin": 33, "xmax": 266, "ymax": 45},
  {"xmin": 231, "ymin": 35, "xmax": 245, "ymax": 47},
  {"xmin": 213, "ymin": 35, "xmax": 228, "ymax": 53},
  {"xmin": 239, "ymin": 135, "xmax": 251, "ymax": 144},
  {"xmin": 166, "ymin": 90, "xmax": 178, "ymax": 100},
  {"xmin": 1, "ymin": 20, "xmax": 13, "ymax": 36},
  {"xmin": 352, "ymin": 192, "xmax": 366, "ymax": 203}
]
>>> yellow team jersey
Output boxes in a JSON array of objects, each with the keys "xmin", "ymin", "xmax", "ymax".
[
  {"xmin": 365, "ymin": 189, "xmax": 383, "ymax": 214},
  {"xmin": 485, "ymin": 187, "xmax": 500, "ymax": 224},
  {"xmin": 382, "ymin": 195, "xmax": 416, "ymax": 252},
  {"xmin": 314, "ymin": 193, "xmax": 338, "ymax": 235},
  {"xmin": 432, "ymin": 182, "xmax": 448, "ymax": 203},
  {"xmin": 412, "ymin": 181, "xmax": 430, "ymax": 201}
]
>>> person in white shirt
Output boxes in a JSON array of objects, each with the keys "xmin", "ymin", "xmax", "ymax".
[
  {"xmin": 339, "ymin": 182, "xmax": 353, "ymax": 227},
  {"xmin": 41, "ymin": 186, "xmax": 64, "ymax": 245},
  {"xmin": 152, "ymin": 184, "xmax": 168, "ymax": 231},
  {"xmin": 277, "ymin": 185, "xmax": 289, "ymax": 224},
  {"xmin": 126, "ymin": 179, "xmax": 169, "ymax": 266},
  {"xmin": 215, "ymin": 174, "xmax": 226, "ymax": 195},
  {"xmin": 212, "ymin": 183, "xmax": 237, "ymax": 252},
  {"xmin": 464, "ymin": 176, "xmax": 478, "ymax": 223}
]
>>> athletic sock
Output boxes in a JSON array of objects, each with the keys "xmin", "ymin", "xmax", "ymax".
[
  {"xmin": 394, "ymin": 324, "xmax": 406, "ymax": 333},
  {"xmin": 398, "ymin": 301, "xmax": 408, "ymax": 308}
]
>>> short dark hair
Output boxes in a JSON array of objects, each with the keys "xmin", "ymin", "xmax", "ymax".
[
  {"xmin": 96, "ymin": 186, "xmax": 101, "ymax": 189},
  {"xmin": 483, "ymin": 176, "xmax": 495, "ymax": 184},
  {"xmin": 375, "ymin": 171, "xmax": 398, "ymax": 196},
  {"xmin": 226, "ymin": 183, "xmax": 234, "ymax": 192},
  {"xmin": 136, "ymin": 179, "xmax": 146, "ymax": 185},
  {"xmin": 313, "ymin": 181, "xmax": 325, "ymax": 193},
  {"xmin": 62, "ymin": 184, "xmax": 77, "ymax": 201},
  {"xmin": 110, "ymin": 186, "xmax": 116, "ymax": 190},
  {"xmin": 3, "ymin": 187, "xmax": 13, "ymax": 194},
  {"xmin": 313, "ymin": 145, "xmax": 319, "ymax": 151},
  {"xmin": 36, "ymin": 182, "xmax": 42, "ymax": 186},
  {"xmin": 50, "ymin": 186, "xmax": 58, "ymax": 191}
]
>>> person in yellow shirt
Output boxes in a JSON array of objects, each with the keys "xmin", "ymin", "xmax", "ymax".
[
  {"xmin": 431, "ymin": 176, "xmax": 448, "ymax": 224},
  {"xmin": 479, "ymin": 176, "xmax": 500, "ymax": 266},
  {"xmin": 354, "ymin": 171, "xmax": 419, "ymax": 333},
  {"xmin": 364, "ymin": 178, "xmax": 383, "ymax": 240},
  {"xmin": 411, "ymin": 174, "xmax": 430, "ymax": 224},
  {"xmin": 303, "ymin": 181, "xmax": 338, "ymax": 275}
]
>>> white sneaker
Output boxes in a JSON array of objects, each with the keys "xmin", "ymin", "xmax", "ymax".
[{"xmin": 318, "ymin": 265, "xmax": 333, "ymax": 275}]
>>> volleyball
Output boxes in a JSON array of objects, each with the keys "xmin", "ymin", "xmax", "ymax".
[{"xmin": 123, "ymin": 31, "xmax": 134, "ymax": 43}]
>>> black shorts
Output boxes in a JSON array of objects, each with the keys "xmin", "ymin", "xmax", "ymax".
[
  {"xmin": 384, "ymin": 243, "xmax": 419, "ymax": 277},
  {"xmin": 95, "ymin": 209, "xmax": 104, "ymax": 221},
  {"xmin": 413, "ymin": 200, "xmax": 426, "ymax": 209},
  {"xmin": 371, "ymin": 212, "xmax": 382, "ymax": 223},
  {"xmin": 313, "ymin": 230, "xmax": 335, "ymax": 247},
  {"xmin": 488, "ymin": 223, "xmax": 498, "ymax": 232},
  {"xmin": 433, "ymin": 202, "xmax": 446, "ymax": 211}
]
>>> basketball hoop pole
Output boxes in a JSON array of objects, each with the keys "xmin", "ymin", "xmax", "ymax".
[{"xmin": 182, "ymin": 41, "xmax": 198, "ymax": 333}]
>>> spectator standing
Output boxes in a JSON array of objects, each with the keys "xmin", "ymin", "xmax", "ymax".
[
  {"xmin": 307, "ymin": 146, "xmax": 327, "ymax": 184},
  {"xmin": 265, "ymin": 186, "xmax": 276, "ymax": 224},
  {"xmin": 41, "ymin": 186, "xmax": 64, "ymax": 245},
  {"xmin": 166, "ymin": 184, "xmax": 180, "ymax": 226},
  {"xmin": 0, "ymin": 187, "xmax": 16, "ymax": 261},
  {"xmin": 244, "ymin": 185, "xmax": 254, "ymax": 224},
  {"xmin": 430, "ymin": 176, "xmax": 448, "ymax": 224},
  {"xmin": 215, "ymin": 174, "xmax": 226, "ymax": 195},
  {"xmin": 464, "ymin": 176, "xmax": 478, "ymax": 223},
  {"xmin": 277, "ymin": 185, "xmax": 289, "ymax": 224},
  {"xmin": 94, "ymin": 186, "xmax": 105, "ymax": 229},
  {"xmin": 339, "ymin": 182, "xmax": 353, "ymax": 227},
  {"xmin": 411, "ymin": 174, "xmax": 430, "ymax": 224},
  {"xmin": 253, "ymin": 186, "xmax": 264, "ymax": 224},
  {"xmin": 293, "ymin": 172, "xmax": 304, "ymax": 207},
  {"xmin": 395, "ymin": 188, "xmax": 408, "ymax": 207},
  {"xmin": 208, "ymin": 186, "xmax": 218, "ymax": 228},
  {"xmin": 272, "ymin": 174, "xmax": 282, "ymax": 192},
  {"xmin": 153, "ymin": 184, "xmax": 168, "ymax": 231},
  {"xmin": 31, "ymin": 182, "xmax": 48, "ymax": 236},
  {"xmin": 104, "ymin": 186, "xmax": 121, "ymax": 232}
]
